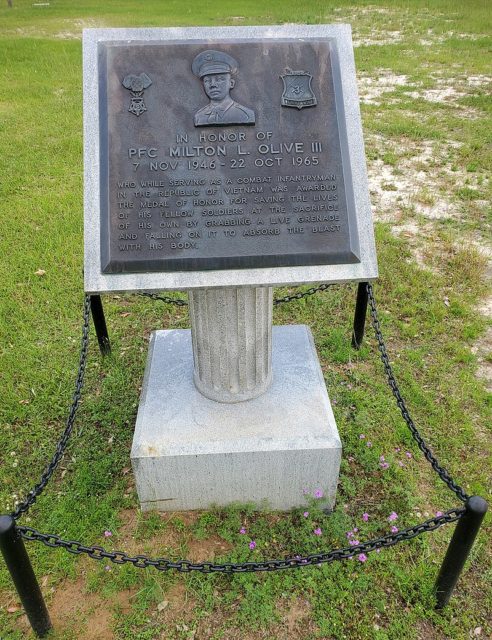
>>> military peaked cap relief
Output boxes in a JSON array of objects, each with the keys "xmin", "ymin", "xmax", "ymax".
[
  {"xmin": 191, "ymin": 50, "xmax": 239, "ymax": 77},
  {"xmin": 83, "ymin": 25, "xmax": 377, "ymax": 293}
]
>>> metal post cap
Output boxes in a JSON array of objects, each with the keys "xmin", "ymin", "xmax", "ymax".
[
  {"xmin": 0, "ymin": 515, "xmax": 15, "ymax": 535},
  {"xmin": 466, "ymin": 496, "xmax": 488, "ymax": 515}
]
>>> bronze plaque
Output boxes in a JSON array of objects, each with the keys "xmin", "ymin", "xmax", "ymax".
[{"xmin": 98, "ymin": 39, "xmax": 360, "ymax": 273}]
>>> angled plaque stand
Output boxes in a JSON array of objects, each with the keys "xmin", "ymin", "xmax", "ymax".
[{"xmin": 83, "ymin": 24, "xmax": 377, "ymax": 511}]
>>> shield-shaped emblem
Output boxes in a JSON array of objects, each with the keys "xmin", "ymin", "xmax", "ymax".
[{"xmin": 280, "ymin": 69, "xmax": 317, "ymax": 109}]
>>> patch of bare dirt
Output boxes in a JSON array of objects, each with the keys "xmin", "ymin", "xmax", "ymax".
[
  {"xmin": 278, "ymin": 596, "xmax": 318, "ymax": 639},
  {"xmin": 152, "ymin": 581, "xmax": 199, "ymax": 636},
  {"xmin": 390, "ymin": 221, "xmax": 436, "ymax": 272},
  {"xmin": 403, "ymin": 73, "xmax": 490, "ymax": 118},
  {"xmin": 187, "ymin": 535, "xmax": 233, "ymax": 562},
  {"xmin": 115, "ymin": 507, "xmax": 233, "ymax": 563},
  {"xmin": 354, "ymin": 31, "xmax": 404, "ymax": 47},
  {"xmin": 115, "ymin": 508, "xmax": 207, "ymax": 559},
  {"xmin": 365, "ymin": 121, "xmax": 491, "ymax": 403},
  {"xmin": 9, "ymin": 509, "xmax": 236, "ymax": 638},
  {"xmin": 366, "ymin": 132, "xmax": 489, "ymax": 226},
  {"xmin": 366, "ymin": 138, "xmax": 461, "ymax": 224},
  {"xmin": 358, "ymin": 70, "xmax": 413, "ymax": 105},
  {"xmin": 48, "ymin": 575, "xmax": 134, "ymax": 640},
  {"xmin": 54, "ymin": 18, "xmax": 104, "ymax": 39},
  {"xmin": 416, "ymin": 619, "xmax": 452, "ymax": 640},
  {"xmin": 405, "ymin": 85, "xmax": 480, "ymax": 119},
  {"xmin": 467, "ymin": 75, "xmax": 492, "ymax": 87},
  {"xmin": 194, "ymin": 596, "xmax": 319, "ymax": 640}
]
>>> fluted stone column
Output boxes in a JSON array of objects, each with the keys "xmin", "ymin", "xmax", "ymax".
[{"xmin": 188, "ymin": 286, "xmax": 273, "ymax": 403}]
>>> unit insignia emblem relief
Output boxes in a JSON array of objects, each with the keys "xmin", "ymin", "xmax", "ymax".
[{"xmin": 280, "ymin": 68, "xmax": 317, "ymax": 109}]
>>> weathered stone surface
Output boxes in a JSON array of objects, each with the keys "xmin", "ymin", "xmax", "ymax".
[
  {"xmin": 188, "ymin": 286, "xmax": 273, "ymax": 402},
  {"xmin": 131, "ymin": 325, "xmax": 342, "ymax": 511}
]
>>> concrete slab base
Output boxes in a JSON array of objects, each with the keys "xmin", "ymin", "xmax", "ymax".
[{"xmin": 131, "ymin": 325, "xmax": 342, "ymax": 511}]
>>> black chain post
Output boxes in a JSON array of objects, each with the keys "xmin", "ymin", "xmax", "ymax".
[
  {"xmin": 90, "ymin": 294, "xmax": 111, "ymax": 356},
  {"xmin": 352, "ymin": 281, "xmax": 369, "ymax": 349},
  {"xmin": 0, "ymin": 516, "xmax": 51, "ymax": 637},
  {"xmin": 435, "ymin": 496, "xmax": 488, "ymax": 609}
]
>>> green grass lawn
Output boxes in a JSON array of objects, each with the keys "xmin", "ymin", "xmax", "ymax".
[{"xmin": 0, "ymin": 1, "xmax": 490, "ymax": 638}]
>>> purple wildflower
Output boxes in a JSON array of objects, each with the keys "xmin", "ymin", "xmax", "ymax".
[
  {"xmin": 391, "ymin": 525, "xmax": 399, "ymax": 533},
  {"xmin": 249, "ymin": 541, "xmax": 256, "ymax": 550},
  {"xmin": 314, "ymin": 489, "xmax": 324, "ymax": 499},
  {"xmin": 104, "ymin": 530, "xmax": 112, "ymax": 538},
  {"xmin": 362, "ymin": 513, "xmax": 369, "ymax": 522},
  {"xmin": 388, "ymin": 512, "xmax": 398, "ymax": 522},
  {"xmin": 303, "ymin": 511, "xmax": 309, "ymax": 518},
  {"xmin": 358, "ymin": 553, "xmax": 367, "ymax": 562},
  {"xmin": 313, "ymin": 527, "xmax": 322, "ymax": 536},
  {"xmin": 239, "ymin": 527, "xmax": 246, "ymax": 534}
]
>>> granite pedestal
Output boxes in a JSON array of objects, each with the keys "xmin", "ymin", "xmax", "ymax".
[{"xmin": 131, "ymin": 324, "xmax": 342, "ymax": 511}]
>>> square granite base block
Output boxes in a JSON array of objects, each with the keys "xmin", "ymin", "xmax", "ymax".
[{"xmin": 131, "ymin": 325, "xmax": 342, "ymax": 511}]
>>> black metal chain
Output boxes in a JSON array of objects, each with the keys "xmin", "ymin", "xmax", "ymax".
[
  {"xmin": 18, "ymin": 507, "xmax": 464, "ymax": 573},
  {"xmin": 273, "ymin": 282, "xmax": 332, "ymax": 305},
  {"xmin": 11, "ymin": 285, "xmax": 470, "ymax": 574},
  {"xmin": 139, "ymin": 292, "xmax": 188, "ymax": 307},
  {"xmin": 11, "ymin": 295, "xmax": 91, "ymax": 520},
  {"xmin": 366, "ymin": 283, "xmax": 469, "ymax": 503},
  {"xmin": 138, "ymin": 283, "xmax": 332, "ymax": 308}
]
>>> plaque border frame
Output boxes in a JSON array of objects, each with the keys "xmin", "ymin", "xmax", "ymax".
[{"xmin": 83, "ymin": 24, "xmax": 378, "ymax": 293}]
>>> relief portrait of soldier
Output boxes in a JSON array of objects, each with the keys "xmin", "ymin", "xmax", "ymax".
[{"xmin": 192, "ymin": 50, "xmax": 255, "ymax": 127}]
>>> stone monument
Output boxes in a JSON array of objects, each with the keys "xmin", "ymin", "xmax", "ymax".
[{"xmin": 83, "ymin": 25, "xmax": 377, "ymax": 511}]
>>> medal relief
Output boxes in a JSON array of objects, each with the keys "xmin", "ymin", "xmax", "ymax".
[{"xmin": 122, "ymin": 73, "xmax": 152, "ymax": 117}]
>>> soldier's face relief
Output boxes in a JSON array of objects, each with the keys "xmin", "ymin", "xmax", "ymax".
[{"xmin": 203, "ymin": 73, "xmax": 234, "ymax": 101}]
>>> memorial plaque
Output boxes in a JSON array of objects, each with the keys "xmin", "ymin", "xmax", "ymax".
[
  {"xmin": 84, "ymin": 26, "xmax": 377, "ymax": 292},
  {"xmin": 99, "ymin": 39, "xmax": 359, "ymax": 274}
]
